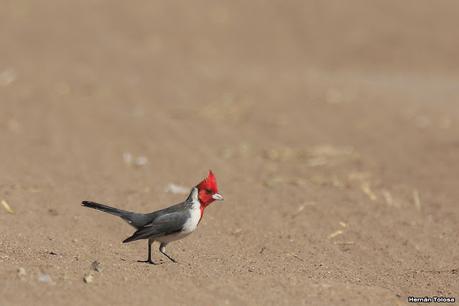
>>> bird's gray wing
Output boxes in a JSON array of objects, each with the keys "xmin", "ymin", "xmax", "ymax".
[{"xmin": 122, "ymin": 211, "xmax": 189, "ymax": 243}]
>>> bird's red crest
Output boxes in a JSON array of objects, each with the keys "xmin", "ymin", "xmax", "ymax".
[
  {"xmin": 196, "ymin": 170, "xmax": 220, "ymax": 208},
  {"xmin": 197, "ymin": 170, "xmax": 218, "ymax": 193}
]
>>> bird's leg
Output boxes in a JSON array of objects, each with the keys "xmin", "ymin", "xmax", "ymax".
[
  {"xmin": 159, "ymin": 242, "xmax": 177, "ymax": 263},
  {"xmin": 138, "ymin": 239, "xmax": 158, "ymax": 265}
]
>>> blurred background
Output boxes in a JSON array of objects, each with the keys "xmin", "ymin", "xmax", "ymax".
[{"xmin": 1, "ymin": 1, "xmax": 458, "ymax": 305}]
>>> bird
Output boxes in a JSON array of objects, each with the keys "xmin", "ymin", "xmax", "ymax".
[{"xmin": 81, "ymin": 170, "xmax": 223, "ymax": 264}]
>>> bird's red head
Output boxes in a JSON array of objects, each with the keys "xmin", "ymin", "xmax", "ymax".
[{"xmin": 196, "ymin": 170, "xmax": 223, "ymax": 208}]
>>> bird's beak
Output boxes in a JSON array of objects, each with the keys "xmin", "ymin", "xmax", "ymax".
[{"xmin": 212, "ymin": 193, "xmax": 224, "ymax": 201}]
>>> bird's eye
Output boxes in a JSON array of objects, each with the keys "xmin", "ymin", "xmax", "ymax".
[{"xmin": 205, "ymin": 189, "xmax": 212, "ymax": 194}]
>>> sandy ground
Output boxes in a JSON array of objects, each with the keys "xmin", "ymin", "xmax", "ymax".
[{"xmin": 1, "ymin": 1, "xmax": 458, "ymax": 305}]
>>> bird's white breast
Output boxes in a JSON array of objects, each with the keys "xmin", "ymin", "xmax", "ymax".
[{"xmin": 182, "ymin": 201, "xmax": 201, "ymax": 233}]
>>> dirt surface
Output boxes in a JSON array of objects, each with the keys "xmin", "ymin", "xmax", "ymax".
[{"xmin": 1, "ymin": 1, "xmax": 458, "ymax": 305}]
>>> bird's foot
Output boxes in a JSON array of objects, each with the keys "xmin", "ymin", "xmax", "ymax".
[
  {"xmin": 137, "ymin": 259, "xmax": 160, "ymax": 265},
  {"xmin": 162, "ymin": 253, "xmax": 178, "ymax": 263}
]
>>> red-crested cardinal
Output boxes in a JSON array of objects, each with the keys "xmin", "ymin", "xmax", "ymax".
[{"xmin": 82, "ymin": 170, "xmax": 223, "ymax": 264}]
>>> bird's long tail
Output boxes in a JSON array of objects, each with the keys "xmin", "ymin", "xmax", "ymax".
[
  {"xmin": 82, "ymin": 200, "xmax": 153, "ymax": 229},
  {"xmin": 82, "ymin": 201, "xmax": 130, "ymax": 217}
]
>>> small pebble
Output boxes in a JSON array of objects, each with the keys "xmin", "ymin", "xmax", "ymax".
[
  {"xmin": 83, "ymin": 273, "xmax": 94, "ymax": 283},
  {"xmin": 38, "ymin": 273, "xmax": 52, "ymax": 284},
  {"xmin": 17, "ymin": 267, "xmax": 26, "ymax": 277},
  {"xmin": 1, "ymin": 199, "xmax": 14, "ymax": 214},
  {"xmin": 122, "ymin": 153, "xmax": 148, "ymax": 167},
  {"xmin": 91, "ymin": 260, "xmax": 102, "ymax": 272}
]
